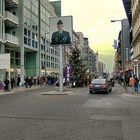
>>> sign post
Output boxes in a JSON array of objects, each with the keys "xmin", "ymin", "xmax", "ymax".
[
  {"xmin": 59, "ymin": 45, "xmax": 63, "ymax": 92},
  {"xmin": 49, "ymin": 16, "xmax": 73, "ymax": 92}
]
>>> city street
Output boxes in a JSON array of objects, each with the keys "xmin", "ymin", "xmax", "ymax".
[
  {"xmin": 0, "ymin": 84, "xmax": 140, "ymax": 140},
  {"xmin": 0, "ymin": 0, "xmax": 139, "ymax": 139}
]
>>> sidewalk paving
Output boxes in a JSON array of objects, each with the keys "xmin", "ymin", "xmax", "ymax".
[
  {"xmin": 116, "ymin": 83, "xmax": 140, "ymax": 96},
  {"xmin": 0, "ymin": 85, "xmax": 85, "ymax": 96},
  {"xmin": 0, "ymin": 85, "xmax": 46, "ymax": 95}
]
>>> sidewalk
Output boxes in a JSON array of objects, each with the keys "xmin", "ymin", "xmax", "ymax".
[
  {"xmin": 116, "ymin": 83, "xmax": 140, "ymax": 95},
  {"xmin": 0, "ymin": 85, "xmax": 84, "ymax": 95},
  {"xmin": 0, "ymin": 85, "xmax": 46, "ymax": 95}
]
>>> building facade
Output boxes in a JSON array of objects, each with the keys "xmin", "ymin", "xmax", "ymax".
[
  {"xmin": 0, "ymin": 0, "xmax": 61, "ymax": 83},
  {"xmin": 81, "ymin": 37, "xmax": 98, "ymax": 76},
  {"xmin": 131, "ymin": 0, "xmax": 140, "ymax": 78},
  {"xmin": 121, "ymin": 19, "xmax": 131, "ymax": 70},
  {"xmin": 98, "ymin": 61, "xmax": 104, "ymax": 77},
  {"xmin": 0, "ymin": 0, "xmax": 5, "ymax": 52}
]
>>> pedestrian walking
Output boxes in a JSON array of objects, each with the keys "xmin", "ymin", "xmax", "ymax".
[
  {"xmin": 11, "ymin": 78, "xmax": 15, "ymax": 90},
  {"xmin": 25, "ymin": 76, "xmax": 29, "ymax": 88},
  {"xmin": 17, "ymin": 75, "xmax": 20, "ymax": 87},
  {"xmin": 4, "ymin": 78, "xmax": 10, "ymax": 92},
  {"xmin": 134, "ymin": 75, "xmax": 139, "ymax": 93}
]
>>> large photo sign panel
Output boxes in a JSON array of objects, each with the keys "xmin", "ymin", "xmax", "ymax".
[{"xmin": 49, "ymin": 16, "xmax": 73, "ymax": 46}]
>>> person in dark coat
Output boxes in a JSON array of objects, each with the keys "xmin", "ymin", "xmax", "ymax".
[
  {"xmin": 4, "ymin": 78, "xmax": 10, "ymax": 92},
  {"xmin": 51, "ymin": 20, "xmax": 71, "ymax": 45},
  {"xmin": 11, "ymin": 78, "xmax": 15, "ymax": 89},
  {"xmin": 134, "ymin": 75, "xmax": 139, "ymax": 93},
  {"xmin": 17, "ymin": 75, "xmax": 20, "ymax": 87}
]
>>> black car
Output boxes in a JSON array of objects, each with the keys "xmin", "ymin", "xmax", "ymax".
[{"xmin": 89, "ymin": 78, "xmax": 112, "ymax": 94}]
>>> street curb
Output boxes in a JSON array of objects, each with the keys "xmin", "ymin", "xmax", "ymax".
[{"xmin": 0, "ymin": 86, "xmax": 46, "ymax": 95}]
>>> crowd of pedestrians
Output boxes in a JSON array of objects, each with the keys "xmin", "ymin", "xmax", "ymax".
[
  {"xmin": 0, "ymin": 75, "xmax": 58, "ymax": 92},
  {"xmin": 116, "ymin": 74, "xmax": 139, "ymax": 93}
]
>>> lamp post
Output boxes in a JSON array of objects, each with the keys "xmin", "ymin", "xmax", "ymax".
[
  {"xmin": 111, "ymin": 19, "xmax": 124, "ymax": 69},
  {"xmin": 111, "ymin": 19, "xmax": 127, "ymax": 91},
  {"xmin": 111, "ymin": 20, "xmax": 122, "ymax": 22}
]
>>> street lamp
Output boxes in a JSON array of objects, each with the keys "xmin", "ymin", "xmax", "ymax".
[
  {"xmin": 111, "ymin": 19, "xmax": 125, "ymax": 70},
  {"xmin": 111, "ymin": 20, "xmax": 122, "ymax": 22},
  {"xmin": 111, "ymin": 19, "xmax": 126, "ymax": 89}
]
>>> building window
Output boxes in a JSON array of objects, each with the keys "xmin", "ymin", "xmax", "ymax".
[
  {"xmin": 11, "ymin": 58, "xmax": 14, "ymax": 65},
  {"xmin": 32, "ymin": 32, "xmax": 38, "ymax": 48},
  {"xmin": 24, "ymin": 28, "xmax": 31, "ymax": 46},
  {"xmin": 24, "ymin": 37, "xmax": 27, "ymax": 45},
  {"xmin": 15, "ymin": 59, "xmax": 20, "ymax": 66}
]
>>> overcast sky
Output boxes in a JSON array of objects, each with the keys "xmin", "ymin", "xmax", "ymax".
[{"xmin": 50, "ymin": 0, "xmax": 126, "ymax": 71}]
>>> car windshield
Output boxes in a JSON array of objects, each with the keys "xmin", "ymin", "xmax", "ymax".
[{"xmin": 91, "ymin": 79, "xmax": 106, "ymax": 84}]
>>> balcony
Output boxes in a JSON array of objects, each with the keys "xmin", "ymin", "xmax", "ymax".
[
  {"xmin": 0, "ymin": 33, "xmax": 4, "ymax": 43},
  {"xmin": 5, "ymin": 33, "xmax": 18, "ymax": 47},
  {"xmin": 5, "ymin": 0, "xmax": 18, "ymax": 7},
  {"xmin": 5, "ymin": 11, "xmax": 19, "ymax": 27}
]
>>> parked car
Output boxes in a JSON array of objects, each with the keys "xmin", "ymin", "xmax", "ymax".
[{"xmin": 89, "ymin": 78, "xmax": 112, "ymax": 94}]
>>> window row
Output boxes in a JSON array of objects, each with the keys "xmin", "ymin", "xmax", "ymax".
[
  {"xmin": 24, "ymin": 0, "xmax": 38, "ymax": 15},
  {"xmin": 6, "ymin": 49, "xmax": 20, "ymax": 58},
  {"xmin": 46, "ymin": 62, "xmax": 60, "ymax": 69}
]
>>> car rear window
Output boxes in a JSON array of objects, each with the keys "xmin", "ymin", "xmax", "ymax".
[{"xmin": 91, "ymin": 79, "xmax": 106, "ymax": 84}]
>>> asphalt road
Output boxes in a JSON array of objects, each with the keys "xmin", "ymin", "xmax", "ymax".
[{"xmin": 0, "ymin": 85, "xmax": 140, "ymax": 140}]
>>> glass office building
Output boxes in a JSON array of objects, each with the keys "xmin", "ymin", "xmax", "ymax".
[{"xmin": 1, "ymin": 0, "xmax": 61, "ymax": 83}]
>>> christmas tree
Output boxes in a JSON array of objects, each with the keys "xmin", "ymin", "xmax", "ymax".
[{"xmin": 69, "ymin": 47, "xmax": 87, "ymax": 86}]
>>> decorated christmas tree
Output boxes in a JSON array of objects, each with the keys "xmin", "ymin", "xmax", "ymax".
[{"xmin": 69, "ymin": 47, "xmax": 87, "ymax": 86}]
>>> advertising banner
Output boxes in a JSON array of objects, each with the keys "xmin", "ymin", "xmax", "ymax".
[{"xmin": 65, "ymin": 64, "xmax": 72, "ymax": 83}]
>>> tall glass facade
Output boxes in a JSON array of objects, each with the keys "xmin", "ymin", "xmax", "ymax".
[
  {"xmin": 0, "ymin": 0, "xmax": 4, "ymax": 42},
  {"xmin": 40, "ymin": 1, "xmax": 60, "ymax": 73},
  {"xmin": 1, "ymin": 0, "xmax": 61, "ymax": 78},
  {"xmin": 23, "ymin": 0, "xmax": 60, "ymax": 76}
]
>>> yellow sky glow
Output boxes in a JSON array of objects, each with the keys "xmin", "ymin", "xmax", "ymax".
[{"xmin": 60, "ymin": 0, "xmax": 127, "ymax": 71}]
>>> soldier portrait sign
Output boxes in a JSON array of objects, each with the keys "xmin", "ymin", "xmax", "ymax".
[{"xmin": 49, "ymin": 16, "xmax": 73, "ymax": 46}]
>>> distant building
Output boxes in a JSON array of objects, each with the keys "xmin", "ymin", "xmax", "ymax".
[
  {"xmin": 76, "ymin": 34, "xmax": 98, "ymax": 76},
  {"xmin": 98, "ymin": 61, "xmax": 104, "ymax": 77},
  {"xmin": 114, "ymin": 19, "xmax": 130, "ymax": 73},
  {"xmin": 131, "ymin": 0, "xmax": 140, "ymax": 78}
]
